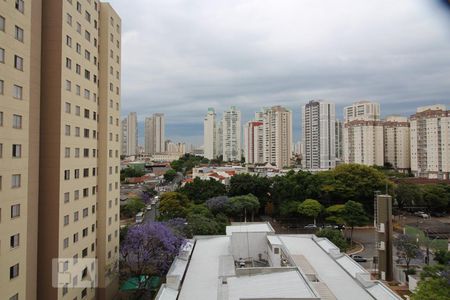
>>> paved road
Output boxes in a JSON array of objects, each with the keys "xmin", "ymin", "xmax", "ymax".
[{"xmin": 351, "ymin": 228, "xmax": 377, "ymax": 269}]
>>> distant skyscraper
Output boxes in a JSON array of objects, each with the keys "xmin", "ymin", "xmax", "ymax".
[
  {"xmin": 145, "ymin": 113, "xmax": 165, "ymax": 154},
  {"xmin": 121, "ymin": 112, "xmax": 138, "ymax": 156},
  {"xmin": 410, "ymin": 105, "xmax": 450, "ymax": 179},
  {"xmin": 216, "ymin": 120, "xmax": 223, "ymax": 159},
  {"xmin": 335, "ymin": 120, "xmax": 344, "ymax": 164},
  {"xmin": 262, "ymin": 106, "xmax": 293, "ymax": 168},
  {"xmin": 302, "ymin": 100, "xmax": 336, "ymax": 170},
  {"xmin": 383, "ymin": 116, "xmax": 410, "ymax": 171},
  {"xmin": 244, "ymin": 120, "xmax": 264, "ymax": 164},
  {"xmin": 222, "ymin": 106, "xmax": 241, "ymax": 161},
  {"xmin": 203, "ymin": 108, "xmax": 216, "ymax": 159},
  {"xmin": 343, "ymin": 101, "xmax": 384, "ymax": 166}
]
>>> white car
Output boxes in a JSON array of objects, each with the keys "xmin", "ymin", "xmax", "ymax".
[{"xmin": 146, "ymin": 205, "xmax": 152, "ymax": 211}]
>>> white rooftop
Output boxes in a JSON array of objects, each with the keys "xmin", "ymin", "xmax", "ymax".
[
  {"xmin": 226, "ymin": 222, "xmax": 275, "ymax": 235},
  {"xmin": 158, "ymin": 223, "xmax": 401, "ymax": 300}
]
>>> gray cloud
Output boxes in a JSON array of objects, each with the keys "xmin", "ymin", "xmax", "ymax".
[{"xmin": 109, "ymin": 0, "xmax": 450, "ymax": 145}]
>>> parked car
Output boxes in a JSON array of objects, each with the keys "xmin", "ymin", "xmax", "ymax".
[
  {"xmin": 333, "ymin": 224, "xmax": 345, "ymax": 230},
  {"xmin": 350, "ymin": 255, "xmax": 367, "ymax": 262},
  {"xmin": 146, "ymin": 205, "xmax": 152, "ymax": 211},
  {"xmin": 414, "ymin": 211, "xmax": 426, "ymax": 216},
  {"xmin": 135, "ymin": 212, "xmax": 144, "ymax": 224},
  {"xmin": 431, "ymin": 211, "xmax": 446, "ymax": 217},
  {"xmin": 304, "ymin": 224, "xmax": 317, "ymax": 229}
]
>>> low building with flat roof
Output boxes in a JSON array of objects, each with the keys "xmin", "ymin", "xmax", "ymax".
[{"xmin": 157, "ymin": 222, "xmax": 401, "ymax": 300}]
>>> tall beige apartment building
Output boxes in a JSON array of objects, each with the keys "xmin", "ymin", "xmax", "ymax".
[
  {"xmin": 203, "ymin": 108, "xmax": 216, "ymax": 160},
  {"xmin": 243, "ymin": 120, "xmax": 264, "ymax": 164},
  {"xmin": 121, "ymin": 111, "xmax": 137, "ymax": 156},
  {"xmin": 0, "ymin": 1, "xmax": 42, "ymax": 300},
  {"xmin": 0, "ymin": 1, "xmax": 121, "ymax": 299},
  {"xmin": 383, "ymin": 116, "xmax": 410, "ymax": 171},
  {"xmin": 262, "ymin": 106, "xmax": 293, "ymax": 168},
  {"xmin": 145, "ymin": 112, "xmax": 165, "ymax": 155},
  {"xmin": 343, "ymin": 101, "xmax": 384, "ymax": 166},
  {"xmin": 410, "ymin": 105, "xmax": 450, "ymax": 179}
]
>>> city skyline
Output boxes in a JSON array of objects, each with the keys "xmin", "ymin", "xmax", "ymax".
[{"xmin": 109, "ymin": 0, "xmax": 450, "ymax": 144}]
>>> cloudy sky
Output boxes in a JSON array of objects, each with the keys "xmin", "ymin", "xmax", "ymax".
[{"xmin": 108, "ymin": 0, "xmax": 450, "ymax": 146}]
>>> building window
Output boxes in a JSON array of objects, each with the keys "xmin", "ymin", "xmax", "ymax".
[
  {"xmin": 82, "ymin": 227, "xmax": 88, "ymax": 237},
  {"xmin": 64, "ymin": 215, "xmax": 69, "ymax": 226},
  {"xmin": 65, "ymin": 80, "xmax": 71, "ymax": 91},
  {"xmin": 13, "ymin": 85, "xmax": 23, "ymax": 99},
  {"xmin": 12, "ymin": 114, "xmax": 22, "ymax": 129},
  {"xmin": 76, "ymin": 1, "xmax": 82, "ymax": 13},
  {"xmin": 63, "ymin": 237, "xmax": 69, "ymax": 249},
  {"xmin": 75, "ymin": 105, "xmax": 80, "ymax": 116},
  {"xmin": 85, "ymin": 30, "xmax": 90, "ymax": 41},
  {"xmin": 74, "ymin": 190, "xmax": 79, "ymax": 200},
  {"xmin": 76, "ymin": 42, "xmax": 81, "ymax": 53},
  {"xmin": 9, "ymin": 293, "xmax": 19, "ymax": 300},
  {"xmin": 0, "ymin": 80, "xmax": 3, "ymax": 94},
  {"xmin": 76, "ymin": 64, "xmax": 81, "ymax": 75},
  {"xmin": 11, "ymin": 204, "xmax": 20, "ymax": 218},
  {"xmin": 16, "ymin": 0, "xmax": 25, "ymax": 13},
  {"xmin": 0, "ymin": 16, "xmax": 5, "ymax": 32},
  {"xmin": 75, "ymin": 148, "xmax": 80, "ymax": 157},
  {"xmin": 64, "ymin": 192, "xmax": 70, "ymax": 203},
  {"xmin": 0, "ymin": 111, "xmax": 3, "ymax": 126},
  {"xmin": 12, "ymin": 144, "xmax": 22, "ymax": 158},
  {"xmin": 15, "ymin": 26, "xmax": 24, "ymax": 42},
  {"xmin": 85, "ymin": 11, "xmax": 91, "ymax": 23},
  {"xmin": 73, "ymin": 232, "xmax": 79, "ymax": 243},
  {"xmin": 84, "ymin": 109, "xmax": 90, "ymax": 118},
  {"xmin": 66, "ymin": 35, "xmax": 72, "ymax": 47},
  {"xmin": 74, "ymin": 211, "xmax": 79, "ymax": 221},
  {"xmin": 10, "ymin": 233, "xmax": 19, "ymax": 248},
  {"xmin": 75, "ymin": 127, "xmax": 80, "ymax": 137},
  {"xmin": 12, "ymin": 174, "xmax": 21, "ymax": 188},
  {"xmin": 10, "ymin": 264, "xmax": 19, "ymax": 279},
  {"xmin": 74, "ymin": 169, "xmax": 79, "ymax": 179},
  {"xmin": 64, "ymin": 170, "xmax": 70, "ymax": 180},
  {"xmin": 14, "ymin": 55, "xmax": 23, "ymax": 71},
  {"xmin": 65, "ymin": 102, "xmax": 71, "ymax": 113},
  {"xmin": 65, "ymin": 125, "xmax": 71, "ymax": 136},
  {"xmin": 66, "ymin": 13, "xmax": 72, "ymax": 25},
  {"xmin": 66, "ymin": 57, "xmax": 72, "ymax": 69},
  {"xmin": 76, "ymin": 22, "xmax": 81, "ymax": 34},
  {"xmin": 0, "ymin": 48, "xmax": 4, "ymax": 63}
]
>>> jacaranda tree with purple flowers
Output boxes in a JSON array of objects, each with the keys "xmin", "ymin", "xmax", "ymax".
[{"xmin": 120, "ymin": 221, "xmax": 185, "ymax": 290}]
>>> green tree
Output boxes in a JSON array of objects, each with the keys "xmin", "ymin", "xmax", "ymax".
[
  {"xmin": 120, "ymin": 166, "xmax": 145, "ymax": 181},
  {"xmin": 227, "ymin": 194, "xmax": 260, "ymax": 221},
  {"xmin": 158, "ymin": 192, "xmax": 190, "ymax": 220},
  {"xmin": 279, "ymin": 200, "xmax": 302, "ymax": 217},
  {"xmin": 422, "ymin": 184, "xmax": 449, "ymax": 210},
  {"xmin": 341, "ymin": 200, "xmax": 369, "ymax": 245},
  {"xmin": 121, "ymin": 198, "xmax": 146, "ymax": 218},
  {"xmin": 186, "ymin": 213, "xmax": 225, "ymax": 235},
  {"xmin": 395, "ymin": 234, "xmax": 422, "ymax": 276},
  {"xmin": 331, "ymin": 164, "xmax": 393, "ymax": 213},
  {"xmin": 325, "ymin": 204, "xmax": 345, "ymax": 225},
  {"xmin": 228, "ymin": 174, "xmax": 272, "ymax": 211},
  {"xmin": 395, "ymin": 183, "xmax": 423, "ymax": 209},
  {"xmin": 179, "ymin": 178, "xmax": 227, "ymax": 204},
  {"xmin": 298, "ymin": 199, "xmax": 323, "ymax": 225},
  {"xmin": 412, "ymin": 262, "xmax": 450, "ymax": 300},
  {"xmin": 434, "ymin": 250, "xmax": 450, "ymax": 265},
  {"xmin": 316, "ymin": 229, "xmax": 348, "ymax": 251},
  {"xmin": 164, "ymin": 169, "xmax": 177, "ymax": 182}
]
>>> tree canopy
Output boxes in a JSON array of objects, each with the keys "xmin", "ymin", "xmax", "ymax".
[
  {"xmin": 158, "ymin": 192, "xmax": 190, "ymax": 220},
  {"xmin": 298, "ymin": 199, "xmax": 323, "ymax": 225},
  {"xmin": 179, "ymin": 178, "xmax": 227, "ymax": 204}
]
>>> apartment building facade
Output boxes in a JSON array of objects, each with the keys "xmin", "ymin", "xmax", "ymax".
[
  {"xmin": 0, "ymin": 0, "xmax": 42, "ymax": 299},
  {"xmin": 0, "ymin": 1, "xmax": 121, "ymax": 299},
  {"xmin": 203, "ymin": 108, "xmax": 216, "ymax": 159},
  {"xmin": 144, "ymin": 113, "xmax": 165, "ymax": 155},
  {"xmin": 262, "ymin": 106, "xmax": 293, "ymax": 168},
  {"xmin": 343, "ymin": 101, "xmax": 384, "ymax": 166},
  {"xmin": 243, "ymin": 120, "xmax": 264, "ymax": 164},
  {"xmin": 335, "ymin": 119, "xmax": 343, "ymax": 165},
  {"xmin": 410, "ymin": 105, "xmax": 450, "ymax": 179},
  {"xmin": 121, "ymin": 111, "xmax": 137, "ymax": 156},
  {"xmin": 222, "ymin": 106, "xmax": 241, "ymax": 162},
  {"xmin": 302, "ymin": 100, "xmax": 336, "ymax": 170},
  {"xmin": 383, "ymin": 115, "xmax": 410, "ymax": 171}
]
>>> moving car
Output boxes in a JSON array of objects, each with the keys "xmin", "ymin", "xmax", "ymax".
[
  {"xmin": 350, "ymin": 255, "xmax": 367, "ymax": 262},
  {"xmin": 146, "ymin": 205, "xmax": 152, "ymax": 211}
]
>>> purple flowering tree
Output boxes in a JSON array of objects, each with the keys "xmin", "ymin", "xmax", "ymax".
[
  {"xmin": 120, "ymin": 221, "xmax": 185, "ymax": 288},
  {"xmin": 205, "ymin": 196, "xmax": 230, "ymax": 215}
]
